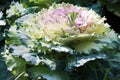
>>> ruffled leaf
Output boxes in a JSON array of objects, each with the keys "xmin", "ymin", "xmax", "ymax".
[{"xmin": 66, "ymin": 54, "xmax": 108, "ymax": 70}]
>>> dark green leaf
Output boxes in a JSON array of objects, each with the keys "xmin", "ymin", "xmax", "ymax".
[
  {"xmin": 0, "ymin": 52, "xmax": 13, "ymax": 80},
  {"xmin": 28, "ymin": 65, "xmax": 71, "ymax": 80},
  {"xmin": 66, "ymin": 54, "xmax": 108, "ymax": 71}
]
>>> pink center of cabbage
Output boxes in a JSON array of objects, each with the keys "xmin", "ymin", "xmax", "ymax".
[{"xmin": 41, "ymin": 7, "xmax": 94, "ymax": 28}]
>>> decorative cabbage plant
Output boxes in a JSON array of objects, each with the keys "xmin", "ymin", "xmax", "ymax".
[{"xmin": 3, "ymin": 2, "xmax": 120, "ymax": 80}]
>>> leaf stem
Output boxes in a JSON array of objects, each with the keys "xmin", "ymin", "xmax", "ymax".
[
  {"xmin": 14, "ymin": 72, "xmax": 25, "ymax": 80},
  {"xmin": 103, "ymin": 68, "xmax": 111, "ymax": 80}
]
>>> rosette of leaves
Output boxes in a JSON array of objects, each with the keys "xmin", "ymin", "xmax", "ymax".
[{"xmin": 4, "ymin": 2, "xmax": 120, "ymax": 80}]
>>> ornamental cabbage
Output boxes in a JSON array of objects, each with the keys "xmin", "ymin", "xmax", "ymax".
[
  {"xmin": 9, "ymin": 3, "xmax": 118, "ymax": 53},
  {"xmin": 3, "ymin": 2, "xmax": 120, "ymax": 80}
]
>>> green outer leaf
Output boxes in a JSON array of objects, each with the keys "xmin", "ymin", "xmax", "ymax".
[
  {"xmin": 6, "ymin": 31, "xmax": 21, "ymax": 45},
  {"xmin": 0, "ymin": 47, "xmax": 13, "ymax": 80},
  {"xmin": 0, "ymin": 33, "xmax": 4, "ymax": 41},
  {"xmin": 66, "ymin": 54, "xmax": 108, "ymax": 70},
  {"xmin": 27, "ymin": 65, "xmax": 71, "ymax": 80},
  {"xmin": 99, "ymin": 0, "xmax": 120, "ymax": 16},
  {"xmin": 3, "ymin": 53, "xmax": 27, "ymax": 80},
  {"xmin": 107, "ymin": 0, "xmax": 120, "ymax": 3},
  {"xmin": 20, "ymin": 0, "xmax": 60, "ymax": 8}
]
